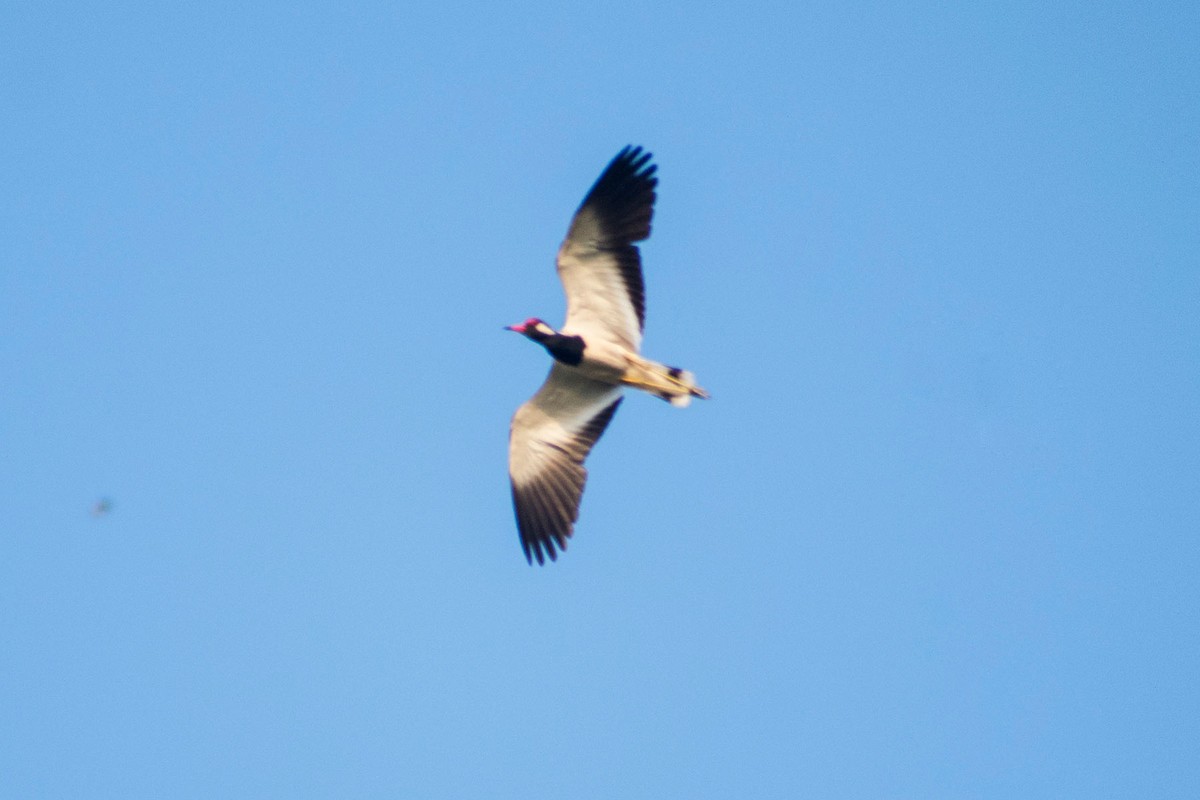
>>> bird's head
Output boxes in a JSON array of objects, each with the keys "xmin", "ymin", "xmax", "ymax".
[{"xmin": 505, "ymin": 317, "xmax": 556, "ymax": 341}]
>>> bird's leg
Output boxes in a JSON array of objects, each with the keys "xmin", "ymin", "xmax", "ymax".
[
  {"xmin": 619, "ymin": 373, "xmax": 664, "ymax": 392},
  {"xmin": 654, "ymin": 359, "xmax": 699, "ymax": 393},
  {"xmin": 619, "ymin": 353, "xmax": 689, "ymax": 394},
  {"xmin": 619, "ymin": 354, "xmax": 661, "ymax": 392}
]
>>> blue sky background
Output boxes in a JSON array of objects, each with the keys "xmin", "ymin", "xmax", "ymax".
[{"xmin": 3, "ymin": 2, "xmax": 1198, "ymax": 797}]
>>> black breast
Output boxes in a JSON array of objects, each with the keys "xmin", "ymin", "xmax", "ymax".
[{"xmin": 543, "ymin": 334, "xmax": 585, "ymax": 366}]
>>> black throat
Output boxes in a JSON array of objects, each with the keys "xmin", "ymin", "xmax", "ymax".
[{"xmin": 540, "ymin": 333, "xmax": 586, "ymax": 366}]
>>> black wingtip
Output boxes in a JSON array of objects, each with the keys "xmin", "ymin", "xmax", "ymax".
[
  {"xmin": 614, "ymin": 144, "xmax": 654, "ymax": 170},
  {"xmin": 522, "ymin": 536, "xmax": 562, "ymax": 567},
  {"xmin": 587, "ymin": 146, "xmax": 658, "ymax": 208},
  {"xmin": 606, "ymin": 145, "xmax": 657, "ymax": 187}
]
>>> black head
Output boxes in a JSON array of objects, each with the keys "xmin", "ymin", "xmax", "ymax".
[
  {"xmin": 505, "ymin": 317, "xmax": 585, "ymax": 366},
  {"xmin": 504, "ymin": 317, "xmax": 556, "ymax": 341}
]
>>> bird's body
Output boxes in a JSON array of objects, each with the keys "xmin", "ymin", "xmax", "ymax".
[{"xmin": 506, "ymin": 146, "xmax": 708, "ymax": 564}]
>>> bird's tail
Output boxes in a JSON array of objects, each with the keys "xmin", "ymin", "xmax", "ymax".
[{"xmin": 622, "ymin": 355, "xmax": 710, "ymax": 408}]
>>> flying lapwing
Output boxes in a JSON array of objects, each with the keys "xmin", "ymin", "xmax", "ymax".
[{"xmin": 506, "ymin": 146, "xmax": 708, "ymax": 564}]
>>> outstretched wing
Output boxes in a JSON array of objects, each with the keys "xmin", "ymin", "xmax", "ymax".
[
  {"xmin": 509, "ymin": 364, "xmax": 623, "ymax": 564},
  {"xmin": 557, "ymin": 146, "xmax": 657, "ymax": 353}
]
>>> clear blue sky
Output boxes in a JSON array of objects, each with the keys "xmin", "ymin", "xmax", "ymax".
[{"xmin": 3, "ymin": 2, "xmax": 1198, "ymax": 797}]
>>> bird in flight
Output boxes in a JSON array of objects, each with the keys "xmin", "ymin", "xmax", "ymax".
[{"xmin": 506, "ymin": 146, "xmax": 709, "ymax": 565}]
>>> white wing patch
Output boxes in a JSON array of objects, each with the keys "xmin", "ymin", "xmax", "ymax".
[
  {"xmin": 509, "ymin": 365, "xmax": 624, "ymax": 564},
  {"xmin": 556, "ymin": 146, "xmax": 656, "ymax": 353},
  {"xmin": 558, "ymin": 242, "xmax": 644, "ymax": 351}
]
